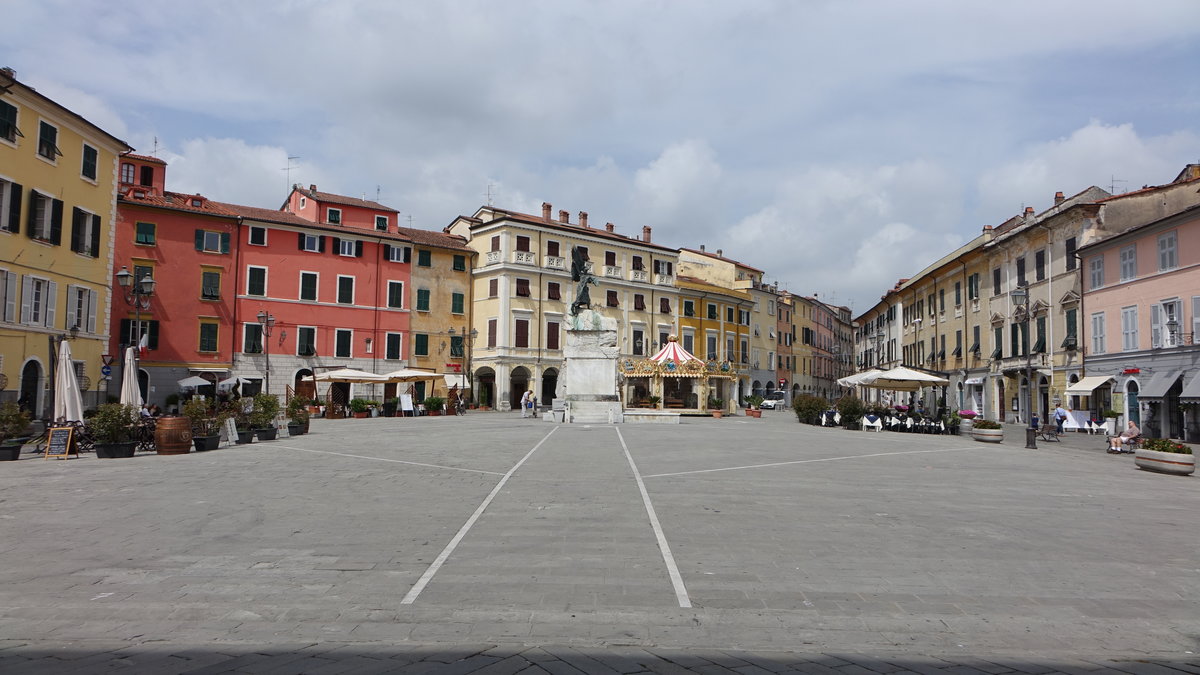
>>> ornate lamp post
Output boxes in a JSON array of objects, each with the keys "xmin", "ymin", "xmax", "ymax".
[
  {"xmin": 256, "ymin": 310, "xmax": 276, "ymax": 394},
  {"xmin": 1010, "ymin": 282, "xmax": 1036, "ymax": 449},
  {"xmin": 115, "ymin": 266, "xmax": 156, "ymax": 399}
]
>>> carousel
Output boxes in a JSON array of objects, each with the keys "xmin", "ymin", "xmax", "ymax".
[{"xmin": 620, "ymin": 336, "xmax": 738, "ymax": 414}]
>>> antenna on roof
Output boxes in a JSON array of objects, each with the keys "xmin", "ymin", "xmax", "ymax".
[
  {"xmin": 376, "ymin": 185, "xmax": 381, "ymax": 202},
  {"xmin": 152, "ymin": 136, "xmax": 159, "ymax": 157},
  {"xmin": 282, "ymin": 156, "xmax": 300, "ymax": 191},
  {"xmin": 484, "ymin": 182, "xmax": 496, "ymax": 206},
  {"xmin": 1108, "ymin": 175, "xmax": 1127, "ymax": 194},
  {"xmin": 406, "ymin": 214, "xmax": 415, "ymax": 228}
]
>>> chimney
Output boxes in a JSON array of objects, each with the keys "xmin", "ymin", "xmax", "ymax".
[
  {"xmin": 309, "ymin": 184, "xmax": 317, "ymax": 192},
  {"xmin": 579, "ymin": 211, "xmax": 588, "ymax": 228},
  {"xmin": 716, "ymin": 249, "xmax": 723, "ymax": 257},
  {"xmin": 559, "ymin": 209, "xmax": 569, "ymax": 224},
  {"xmin": 605, "ymin": 223, "xmax": 614, "ymax": 233},
  {"xmin": 700, "ymin": 245, "xmax": 706, "ymax": 253},
  {"xmin": 642, "ymin": 225, "xmax": 651, "ymax": 242},
  {"xmin": 542, "ymin": 202, "xmax": 552, "ymax": 219},
  {"xmin": 1054, "ymin": 191, "xmax": 1065, "ymax": 205}
]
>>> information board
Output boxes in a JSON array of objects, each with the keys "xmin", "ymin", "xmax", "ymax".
[
  {"xmin": 400, "ymin": 394, "xmax": 415, "ymax": 415},
  {"xmin": 222, "ymin": 417, "xmax": 239, "ymax": 446},
  {"xmin": 44, "ymin": 426, "xmax": 74, "ymax": 459}
]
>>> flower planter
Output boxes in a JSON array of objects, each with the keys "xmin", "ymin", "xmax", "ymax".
[
  {"xmin": 746, "ymin": 409, "xmax": 761, "ymax": 418},
  {"xmin": 711, "ymin": 411, "xmax": 723, "ymax": 418},
  {"xmin": 287, "ymin": 423, "xmax": 302, "ymax": 437},
  {"xmin": 1134, "ymin": 448, "xmax": 1195, "ymax": 476},
  {"xmin": 192, "ymin": 435, "xmax": 220, "ymax": 452},
  {"xmin": 95, "ymin": 442, "xmax": 137, "ymax": 459},
  {"xmin": 960, "ymin": 419, "xmax": 974, "ymax": 434},
  {"xmin": 255, "ymin": 427, "xmax": 277, "ymax": 441},
  {"xmin": 0, "ymin": 442, "xmax": 23, "ymax": 461},
  {"xmin": 236, "ymin": 430, "xmax": 255, "ymax": 445},
  {"xmin": 353, "ymin": 412, "xmax": 369, "ymax": 419},
  {"xmin": 972, "ymin": 428, "xmax": 1004, "ymax": 443}
]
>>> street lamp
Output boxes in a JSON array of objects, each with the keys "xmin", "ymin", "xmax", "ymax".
[
  {"xmin": 1010, "ymin": 282, "xmax": 1036, "ymax": 449},
  {"xmin": 116, "ymin": 266, "xmax": 156, "ymax": 401},
  {"xmin": 256, "ymin": 310, "xmax": 276, "ymax": 394},
  {"xmin": 1166, "ymin": 317, "xmax": 1179, "ymax": 348}
]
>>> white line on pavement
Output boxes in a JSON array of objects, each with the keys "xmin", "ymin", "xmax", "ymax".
[
  {"xmin": 400, "ymin": 426, "xmax": 559, "ymax": 605},
  {"xmin": 278, "ymin": 446, "xmax": 506, "ymax": 476},
  {"xmin": 615, "ymin": 427, "xmax": 692, "ymax": 609},
  {"xmin": 642, "ymin": 446, "xmax": 973, "ymax": 479}
]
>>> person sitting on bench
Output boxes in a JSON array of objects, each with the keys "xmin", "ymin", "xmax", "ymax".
[{"xmin": 1108, "ymin": 420, "xmax": 1140, "ymax": 454}]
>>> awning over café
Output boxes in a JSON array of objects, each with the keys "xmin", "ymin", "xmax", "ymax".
[
  {"xmin": 1065, "ymin": 375, "xmax": 1114, "ymax": 396},
  {"xmin": 1139, "ymin": 370, "xmax": 1183, "ymax": 400},
  {"xmin": 1179, "ymin": 371, "xmax": 1200, "ymax": 404}
]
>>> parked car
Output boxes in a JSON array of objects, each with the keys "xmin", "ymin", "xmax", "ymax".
[{"xmin": 759, "ymin": 391, "xmax": 787, "ymax": 410}]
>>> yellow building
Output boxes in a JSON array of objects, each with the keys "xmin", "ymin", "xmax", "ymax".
[
  {"xmin": 673, "ymin": 276, "xmax": 749, "ymax": 411},
  {"xmin": 0, "ymin": 68, "xmax": 131, "ymax": 417},
  {"xmin": 401, "ymin": 227, "xmax": 475, "ymax": 402},
  {"xmin": 446, "ymin": 203, "xmax": 680, "ymax": 411}
]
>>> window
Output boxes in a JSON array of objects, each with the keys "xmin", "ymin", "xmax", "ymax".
[
  {"xmin": 139, "ymin": 165, "xmax": 153, "ymax": 187},
  {"xmin": 953, "ymin": 330, "xmax": 962, "ymax": 357},
  {"xmin": 972, "ymin": 325, "xmax": 981, "ymax": 354},
  {"xmin": 605, "ymin": 251, "xmax": 616, "ymax": 266},
  {"xmin": 515, "ymin": 318, "xmax": 529, "ymax": 348},
  {"xmin": 1065, "ymin": 237, "xmax": 1077, "ymax": 270},
  {"xmin": 954, "ymin": 281, "xmax": 961, "ymax": 307},
  {"xmin": 375, "ymin": 215, "xmax": 388, "ymax": 231},
  {"xmin": 120, "ymin": 162, "xmax": 135, "ymax": 184},
  {"xmin": 606, "ymin": 290, "xmax": 619, "ymax": 307},
  {"xmin": 1088, "ymin": 256, "xmax": 1104, "ymax": 290},
  {"xmin": 682, "ymin": 331, "xmax": 694, "ymax": 354},
  {"xmin": 37, "ymin": 120, "xmax": 61, "ymax": 160},
  {"xmin": 135, "ymin": 221, "xmax": 156, "ymax": 245},
  {"xmin": 1158, "ymin": 231, "xmax": 1178, "ymax": 271},
  {"xmin": 327, "ymin": 207, "xmax": 341, "ymax": 224},
  {"xmin": 450, "ymin": 335, "xmax": 464, "ymax": 357},
  {"xmin": 65, "ymin": 284, "xmax": 97, "ymax": 333},
  {"xmin": 69, "ymin": 207, "xmax": 99, "ymax": 257},
  {"xmin": 547, "ymin": 282, "xmax": 561, "ymax": 300},
  {"xmin": 683, "ymin": 300, "xmax": 694, "ymax": 317},
  {"xmin": 546, "ymin": 321, "xmax": 560, "ymax": 350},
  {"xmin": 414, "ymin": 333, "xmax": 429, "ymax": 356},
  {"xmin": 195, "ymin": 229, "xmax": 230, "ymax": 253},
  {"xmin": 299, "ymin": 272, "xmax": 318, "ymax": 301},
  {"xmin": 487, "ymin": 318, "xmax": 497, "ymax": 348},
  {"xmin": 1033, "ymin": 316, "xmax": 1046, "ymax": 353},
  {"xmin": 515, "ymin": 278, "xmax": 530, "ymax": 297},
  {"xmin": 416, "ymin": 288, "xmax": 430, "ymax": 311},
  {"xmin": 338, "ymin": 238, "xmax": 356, "ymax": 256},
  {"xmin": 1035, "ymin": 249, "xmax": 1045, "ymax": 281},
  {"xmin": 739, "ymin": 309, "xmax": 750, "ymax": 325},
  {"xmin": 489, "ymin": 279, "xmax": 498, "ymax": 298},
  {"xmin": 546, "ymin": 241, "xmax": 560, "ymax": 257},
  {"xmin": 385, "ymin": 244, "xmax": 410, "ymax": 262},
  {"xmin": 1119, "ymin": 245, "xmax": 1136, "ymax": 281},
  {"xmin": 0, "ymin": 179, "xmax": 18, "ymax": 233},
  {"xmin": 1121, "ymin": 306, "xmax": 1138, "ymax": 351},
  {"xmin": 1015, "ymin": 257, "xmax": 1026, "ymax": 286},
  {"xmin": 246, "ymin": 266, "xmax": 267, "ymax": 296},
  {"xmin": 199, "ymin": 322, "xmax": 219, "ymax": 353},
  {"xmin": 991, "ymin": 326, "xmax": 1003, "ymax": 359},
  {"xmin": 335, "ymin": 329, "xmax": 352, "ymax": 357},
  {"xmin": 1090, "ymin": 312, "xmax": 1106, "ymax": 354},
  {"xmin": 417, "ymin": 249, "xmax": 431, "ymax": 267},
  {"xmin": 939, "ymin": 289, "xmax": 945, "ymax": 312},
  {"xmin": 384, "ymin": 333, "xmax": 402, "ymax": 360},
  {"xmin": 706, "ymin": 334, "xmax": 718, "ymax": 360},
  {"xmin": 451, "ymin": 292, "xmax": 464, "ymax": 314},
  {"xmin": 28, "ymin": 190, "xmax": 61, "ymax": 243},
  {"xmin": 707, "ymin": 303, "xmax": 717, "ymax": 320},
  {"xmin": 387, "ymin": 281, "xmax": 404, "ymax": 308},
  {"xmin": 516, "ymin": 236, "xmax": 530, "ymax": 252},
  {"xmin": 453, "ymin": 255, "xmax": 466, "ymax": 271},
  {"xmin": 634, "ymin": 294, "xmax": 645, "ymax": 311},
  {"xmin": 299, "ymin": 233, "xmax": 323, "ymax": 252},
  {"xmin": 243, "ymin": 324, "xmax": 263, "ymax": 353},
  {"xmin": 1152, "ymin": 299, "xmax": 1183, "ymax": 347},
  {"xmin": 653, "ymin": 259, "xmax": 673, "ymax": 276},
  {"xmin": 992, "ymin": 267, "xmax": 1001, "ymax": 296},
  {"xmin": 490, "ymin": 236, "xmax": 500, "ymax": 252},
  {"xmin": 249, "ymin": 226, "xmax": 267, "ymax": 246},
  {"xmin": 201, "ymin": 270, "xmax": 220, "ymax": 300},
  {"xmin": 337, "ymin": 276, "xmax": 354, "ymax": 304},
  {"xmin": 81, "ymin": 144, "xmax": 98, "ymax": 181},
  {"xmin": 0, "ymin": 100, "xmax": 18, "ymax": 143},
  {"xmin": 632, "ymin": 255, "xmax": 644, "ymax": 271},
  {"xmin": 660, "ymin": 298, "xmax": 671, "ymax": 314},
  {"xmin": 633, "ymin": 328, "xmax": 645, "ymax": 355},
  {"xmin": 727, "ymin": 307, "xmax": 735, "ymax": 323},
  {"xmin": 298, "ymin": 327, "xmax": 317, "ymax": 356},
  {"xmin": 1063, "ymin": 308, "xmax": 1078, "ymax": 349}
]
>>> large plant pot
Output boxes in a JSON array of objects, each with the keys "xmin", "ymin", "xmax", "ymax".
[
  {"xmin": 154, "ymin": 416, "xmax": 192, "ymax": 455},
  {"xmin": 255, "ymin": 427, "xmax": 277, "ymax": 441},
  {"xmin": 972, "ymin": 428, "xmax": 1004, "ymax": 443},
  {"xmin": 746, "ymin": 409, "xmax": 762, "ymax": 418},
  {"xmin": 0, "ymin": 443, "xmax": 23, "ymax": 461},
  {"xmin": 287, "ymin": 423, "xmax": 302, "ymax": 437},
  {"xmin": 1134, "ymin": 449, "xmax": 1195, "ymax": 476},
  {"xmin": 192, "ymin": 435, "xmax": 220, "ymax": 452},
  {"xmin": 352, "ymin": 412, "xmax": 369, "ymax": 419},
  {"xmin": 236, "ymin": 430, "xmax": 255, "ymax": 444},
  {"xmin": 711, "ymin": 411, "xmax": 723, "ymax": 418},
  {"xmin": 302, "ymin": 419, "xmax": 310, "ymax": 434},
  {"xmin": 95, "ymin": 442, "xmax": 137, "ymax": 459},
  {"xmin": 960, "ymin": 418, "xmax": 975, "ymax": 434}
]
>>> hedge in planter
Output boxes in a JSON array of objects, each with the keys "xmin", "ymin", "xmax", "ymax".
[
  {"xmin": 88, "ymin": 403, "xmax": 139, "ymax": 458},
  {"xmin": 792, "ymin": 394, "xmax": 826, "ymax": 425},
  {"xmin": 970, "ymin": 418, "xmax": 1004, "ymax": 443},
  {"xmin": 0, "ymin": 402, "xmax": 32, "ymax": 460},
  {"xmin": 1134, "ymin": 438, "xmax": 1194, "ymax": 476}
]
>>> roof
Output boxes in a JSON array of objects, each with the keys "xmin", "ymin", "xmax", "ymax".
[
  {"xmin": 288, "ymin": 185, "xmax": 398, "ymax": 213},
  {"xmin": 120, "ymin": 152, "xmax": 167, "ymax": 165},
  {"xmin": 395, "ymin": 226, "xmax": 472, "ymax": 252},
  {"xmin": 0, "ymin": 68, "xmax": 132, "ymax": 152},
  {"xmin": 119, "ymin": 189, "xmax": 238, "ymax": 218},
  {"xmin": 466, "ymin": 206, "xmax": 678, "ymax": 254},
  {"xmin": 217, "ymin": 201, "xmax": 472, "ymax": 251},
  {"xmin": 679, "ymin": 247, "xmax": 764, "ymax": 274},
  {"xmin": 1075, "ymin": 202, "xmax": 1200, "ymax": 253},
  {"xmin": 675, "ymin": 275, "xmax": 752, "ymax": 301}
]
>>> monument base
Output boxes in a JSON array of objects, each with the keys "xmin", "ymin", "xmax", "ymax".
[{"xmin": 561, "ymin": 309, "xmax": 622, "ymax": 424}]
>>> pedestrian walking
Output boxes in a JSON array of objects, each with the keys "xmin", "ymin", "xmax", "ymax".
[
  {"xmin": 1054, "ymin": 404, "xmax": 1068, "ymax": 435},
  {"xmin": 520, "ymin": 390, "xmax": 531, "ymax": 418}
]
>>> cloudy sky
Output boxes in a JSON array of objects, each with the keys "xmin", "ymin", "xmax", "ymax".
[{"xmin": 5, "ymin": 0, "xmax": 1199, "ymax": 312}]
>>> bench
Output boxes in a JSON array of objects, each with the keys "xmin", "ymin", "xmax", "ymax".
[{"xmin": 1036, "ymin": 424, "xmax": 1061, "ymax": 442}]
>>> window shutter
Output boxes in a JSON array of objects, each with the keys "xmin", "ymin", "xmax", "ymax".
[
  {"xmin": 383, "ymin": 243, "xmax": 391, "ymax": 259},
  {"xmin": 7, "ymin": 183, "xmax": 20, "ymax": 232},
  {"xmin": 547, "ymin": 321, "xmax": 559, "ymax": 350},
  {"xmin": 65, "ymin": 284, "xmax": 77, "ymax": 331},
  {"xmin": 3, "ymin": 271, "xmax": 16, "ymax": 322},
  {"xmin": 487, "ymin": 318, "xmax": 496, "ymax": 347},
  {"xmin": 515, "ymin": 319, "xmax": 529, "ymax": 347},
  {"xmin": 45, "ymin": 280, "xmax": 57, "ymax": 327},
  {"xmin": 318, "ymin": 235, "xmax": 325, "ymax": 253},
  {"xmin": 195, "ymin": 229, "xmax": 204, "ymax": 251},
  {"xmin": 1151, "ymin": 304, "xmax": 1161, "ymax": 348},
  {"xmin": 355, "ymin": 240, "xmax": 363, "ymax": 258},
  {"xmin": 90, "ymin": 214, "xmax": 101, "ymax": 257},
  {"xmin": 220, "ymin": 232, "xmax": 230, "ymax": 254},
  {"xmin": 149, "ymin": 320, "xmax": 159, "ymax": 350},
  {"xmin": 70, "ymin": 207, "xmax": 83, "ymax": 252},
  {"xmin": 50, "ymin": 199, "xmax": 63, "ymax": 245},
  {"xmin": 1193, "ymin": 296, "xmax": 1200, "ymax": 340},
  {"xmin": 119, "ymin": 319, "xmax": 130, "ymax": 346},
  {"xmin": 330, "ymin": 237, "xmax": 340, "ymax": 255},
  {"xmin": 404, "ymin": 246, "xmax": 412, "ymax": 263},
  {"xmin": 87, "ymin": 289, "xmax": 97, "ymax": 333},
  {"xmin": 25, "ymin": 190, "xmax": 37, "ymax": 238},
  {"xmin": 298, "ymin": 232, "xmax": 305, "ymax": 250}
]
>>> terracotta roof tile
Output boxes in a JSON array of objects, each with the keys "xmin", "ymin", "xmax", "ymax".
[
  {"xmin": 679, "ymin": 247, "xmax": 765, "ymax": 274},
  {"xmin": 119, "ymin": 189, "xmax": 237, "ymax": 217},
  {"xmin": 121, "ymin": 152, "xmax": 167, "ymax": 165},
  {"xmin": 216, "ymin": 202, "xmax": 471, "ymax": 250},
  {"xmin": 292, "ymin": 186, "xmax": 398, "ymax": 213},
  {"xmin": 395, "ymin": 226, "xmax": 473, "ymax": 252}
]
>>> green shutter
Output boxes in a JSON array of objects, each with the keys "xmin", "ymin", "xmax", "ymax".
[
  {"xmin": 220, "ymin": 232, "xmax": 231, "ymax": 254},
  {"xmin": 452, "ymin": 292, "xmax": 463, "ymax": 314},
  {"xmin": 195, "ymin": 229, "xmax": 204, "ymax": 250},
  {"xmin": 417, "ymin": 289, "xmax": 430, "ymax": 311},
  {"xmin": 415, "ymin": 333, "xmax": 428, "ymax": 355}
]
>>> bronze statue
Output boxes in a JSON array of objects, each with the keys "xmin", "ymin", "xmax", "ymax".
[{"xmin": 570, "ymin": 245, "xmax": 598, "ymax": 315}]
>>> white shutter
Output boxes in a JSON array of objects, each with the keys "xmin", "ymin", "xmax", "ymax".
[
  {"xmin": 45, "ymin": 280, "xmax": 57, "ymax": 328},
  {"xmin": 1, "ymin": 271, "xmax": 14, "ymax": 322},
  {"xmin": 20, "ymin": 275, "xmax": 32, "ymax": 324},
  {"xmin": 1193, "ymin": 296, "xmax": 1200, "ymax": 343},
  {"xmin": 1150, "ymin": 304, "xmax": 1161, "ymax": 349},
  {"xmin": 65, "ymin": 284, "xmax": 77, "ymax": 333},
  {"xmin": 87, "ymin": 288, "xmax": 97, "ymax": 333}
]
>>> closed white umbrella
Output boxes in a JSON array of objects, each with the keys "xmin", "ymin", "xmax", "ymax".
[
  {"xmin": 119, "ymin": 347, "xmax": 142, "ymax": 407},
  {"xmin": 53, "ymin": 339, "xmax": 84, "ymax": 423}
]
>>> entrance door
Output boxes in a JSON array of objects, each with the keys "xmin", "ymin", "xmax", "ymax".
[
  {"xmin": 295, "ymin": 369, "xmax": 315, "ymax": 401},
  {"xmin": 540, "ymin": 369, "xmax": 558, "ymax": 407},
  {"xmin": 1126, "ymin": 381, "xmax": 1140, "ymax": 427},
  {"xmin": 20, "ymin": 361, "xmax": 42, "ymax": 418}
]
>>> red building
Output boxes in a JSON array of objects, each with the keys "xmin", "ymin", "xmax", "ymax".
[{"xmin": 111, "ymin": 154, "xmax": 238, "ymax": 405}]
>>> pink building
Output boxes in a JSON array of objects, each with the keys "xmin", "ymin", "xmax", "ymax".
[{"xmin": 1078, "ymin": 204, "xmax": 1200, "ymax": 440}]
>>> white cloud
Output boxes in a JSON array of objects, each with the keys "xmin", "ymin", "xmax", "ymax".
[
  {"xmin": 163, "ymin": 138, "xmax": 325, "ymax": 208},
  {"xmin": 633, "ymin": 140, "xmax": 723, "ymax": 217}
]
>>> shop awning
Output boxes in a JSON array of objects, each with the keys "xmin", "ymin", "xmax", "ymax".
[
  {"xmin": 964, "ymin": 377, "xmax": 984, "ymax": 385},
  {"xmin": 1180, "ymin": 371, "xmax": 1200, "ymax": 404},
  {"xmin": 1065, "ymin": 375, "xmax": 1114, "ymax": 396},
  {"xmin": 1139, "ymin": 370, "xmax": 1183, "ymax": 400}
]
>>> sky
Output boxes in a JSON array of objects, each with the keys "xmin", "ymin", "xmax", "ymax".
[{"xmin": 4, "ymin": 0, "xmax": 1199, "ymax": 313}]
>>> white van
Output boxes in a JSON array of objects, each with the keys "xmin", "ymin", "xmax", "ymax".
[{"xmin": 759, "ymin": 391, "xmax": 788, "ymax": 410}]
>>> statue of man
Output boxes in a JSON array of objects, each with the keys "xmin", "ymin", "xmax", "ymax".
[{"xmin": 570, "ymin": 245, "xmax": 598, "ymax": 315}]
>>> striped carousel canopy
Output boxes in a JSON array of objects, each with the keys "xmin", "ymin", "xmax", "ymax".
[{"xmin": 649, "ymin": 337, "xmax": 702, "ymax": 365}]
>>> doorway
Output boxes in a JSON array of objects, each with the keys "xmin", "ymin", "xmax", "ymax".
[
  {"xmin": 541, "ymin": 368, "xmax": 558, "ymax": 407},
  {"xmin": 1126, "ymin": 380, "xmax": 1140, "ymax": 427},
  {"xmin": 19, "ymin": 360, "xmax": 42, "ymax": 418},
  {"xmin": 509, "ymin": 366, "xmax": 530, "ymax": 409}
]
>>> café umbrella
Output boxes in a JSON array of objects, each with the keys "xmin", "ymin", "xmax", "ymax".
[
  {"xmin": 859, "ymin": 366, "xmax": 949, "ymax": 392},
  {"xmin": 53, "ymin": 339, "xmax": 84, "ymax": 423},
  {"xmin": 119, "ymin": 347, "xmax": 142, "ymax": 407}
]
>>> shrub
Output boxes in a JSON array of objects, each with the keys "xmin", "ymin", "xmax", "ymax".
[
  {"xmin": 792, "ymin": 394, "xmax": 826, "ymax": 424},
  {"xmin": 1141, "ymin": 438, "xmax": 1192, "ymax": 455},
  {"xmin": 1101, "ymin": 409, "xmax": 1120, "ymax": 419},
  {"xmin": 87, "ymin": 403, "xmax": 138, "ymax": 444},
  {"xmin": 835, "ymin": 395, "xmax": 866, "ymax": 428},
  {"xmin": 348, "ymin": 398, "xmax": 373, "ymax": 414},
  {"xmin": 286, "ymin": 396, "xmax": 310, "ymax": 425},
  {"xmin": 0, "ymin": 402, "xmax": 32, "ymax": 442},
  {"xmin": 182, "ymin": 397, "xmax": 217, "ymax": 436},
  {"xmin": 744, "ymin": 395, "xmax": 764, "ymax": 409},
  {"xmin": 250, "ymin": 393, "xmax": 280, "ymax": 428},
  {"xmin": 971, "ymin": 418, "xmax": 1002, "ymax": 430},
  {"xmin": 422, "ymin": 396, "xmax": 445, "ymax": 412}
]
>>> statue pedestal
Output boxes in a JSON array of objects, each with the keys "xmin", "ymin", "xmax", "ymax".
[{"xmin": 561, "ymin": 310, "xmax": 623, "ymax": 424}]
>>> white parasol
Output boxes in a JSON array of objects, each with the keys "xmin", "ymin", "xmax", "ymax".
[
  {"xmin": 381, "ymin": 367, "xmax": 439, "ymax": 383},
  {"xmin": 119, "ymin": 346, "xmax": 142, "ymax": 407},
  {"xmin": 53, "ymin": 339, "xmax": 84, "ymax": 423},
  {"xmin": 303, "ymin": 368, "xmax": 388, "ymax": 383},
  {"xmin": 859, "ymin": 366, "xmax": 949, "ymax": 392},
  {"xmin": 177, "ymin": 375, "xmax": 212, "ymax": 389}
]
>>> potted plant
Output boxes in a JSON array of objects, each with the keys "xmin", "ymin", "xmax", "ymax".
[
  {"xmin": 744, "ymin": 395, "xmax": 764, "ymax": 418},
  {"xmin": 422, "ymin": 396, "xmax": 446, "ymax": 416},
  {"xmin": 1134, "ymin": 438, "xmax": 1194, "ymax": 476},
  {"xmin": 834, "ymin": 394, "xmax": 865, "ymax": 430},
  {"xmin": 231, "ymin": 399, "xmax": 255, "ymax": 444},
  {"xmin": 251, "ymin": 393, "xmax": 280, "ymax": 440},
  {"xmin": 382, "ymin": 397, "xmax": 399, "ymax": 418},
  {"xmin": 286, "ymin": 396, "xmax": 310, "ymax": 435},
  {"xmin": 0, "ymin": 402, "xmax": 32, "ymax": 461},
  {"xmin": 348, "ymin": 398, "xmax": 372, "ymax": 418},
  {"xmin": 182, "ymin": 397, "xmax": 221, "ymax": 451},
  {"xmin": 971, "ymin": 418, "xmax": 1004, "ymax": 443},
  {"xmin": 88, "ymin": 403, "xmax": 138, "ymax": 458},
  {"xmin": 708, "ymin": 397, "xmax": 724, "ymax": 418},
  {"xmin": 1101, "ymin": 409, "xmax": 1120, "ymax": 436},
  {"xmin": 792, "ymin": 394, "xmax": 825, "ymax": 425},
  {"xmin": 957, "ymin": 409, "xmax": 977, "ymax": 433},
  {"xmin": 646, "ymin": 395, "xmax": 661, "ymax": 409}
]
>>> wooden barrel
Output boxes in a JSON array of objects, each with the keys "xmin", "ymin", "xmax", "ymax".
[{"xmin": 154, "ymin": 416, "xmax": 193, "ymax": 455}]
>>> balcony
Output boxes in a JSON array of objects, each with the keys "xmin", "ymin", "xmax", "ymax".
[
  {"xmin": 630, "ymin": 269, "xmax": 648, "ymax": 282},
  {"xmin": 604, "ymin": 265, "xmax": 622, "ymax": 278},
  {"xmin": 514, "ymin": 251, "xmax": 536, "ymax": 265},
  {"xmin": 545, "ymin": 255, "xmax": 565, "ymax": 270},
  {"xmin": 486, "ymin": 251, "xmax": 501, "ymax": 265},
  {"xmin": 655, "ymin": 273, "xmax": 674, "ymax": 286}
]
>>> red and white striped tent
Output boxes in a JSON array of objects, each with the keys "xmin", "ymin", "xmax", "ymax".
[{"xmin": 648, "ymin": 339, "xmax": 703, "ymax": 365}]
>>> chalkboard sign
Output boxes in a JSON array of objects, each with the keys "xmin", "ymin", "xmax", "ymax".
[
  {"xmin": 44, "ymin": 426, "xmax": 74, "ymax": 459},
  {"xmin": 222, "ymin": 417, "xmax": 239, "ymax": 447}
]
